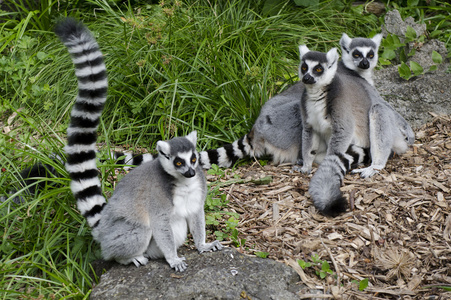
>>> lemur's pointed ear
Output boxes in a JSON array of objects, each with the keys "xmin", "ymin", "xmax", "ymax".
[
  {"xmin": 299, "ymin": 45, "xmax": 310, "ymax": 60},
  {"xmin": 372, "ymin": 33, "xmax": 383, "ymax": 48},
  {"xmin": 326, "ymin": 47, "xmax": 339, "ymax": 67},
  {"xmin": 185, "ymin": 131, "xmax": 197, "ymax": 146},
  {"xmin": 339, "ymin": 33, "xmax": 352, "ymax": 52},
  {"xmin": 156, "ymin": 140, "xmax": 171, "ymax": 159}
]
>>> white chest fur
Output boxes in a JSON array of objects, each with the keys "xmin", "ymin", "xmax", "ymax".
[
  {"xmin": 172, "ymin": 176, "xmax": 204, "ymax": 218},
  {"xmin": 305, "ymin": 92, "xmax": 331, "ymax": 137}
]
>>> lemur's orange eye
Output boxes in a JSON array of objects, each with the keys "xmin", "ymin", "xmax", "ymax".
[
  {"xmin": 192, "ymin": 158, "xmax": 197, "ymax": 163},
  {"xmin": 368, "ymin": 54, "xmax": 374, "ymax": 58},
  {"xmin": 315, "ymin": 67, "xmax": 322, "ymax": 73},
  {"xmin": 302, "ymin": 66, "xmax": 307, "ymax": 71},
  {"xmin": 176, "ymin": 161, "xmax": 182, "ymax": 166}
]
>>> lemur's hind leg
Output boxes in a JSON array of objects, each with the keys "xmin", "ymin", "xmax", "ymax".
[{"xmin": 352, "ymin": 103, "xmax": 393, "ymax": 178}]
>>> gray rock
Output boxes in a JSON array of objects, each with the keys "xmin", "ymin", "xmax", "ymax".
[
  {"xmin": 90, "ymin": 247, "xmax": 301, "ymax": 300},
  {"xmin": 409, "ymin": 39, "xmax": 448, "ymax": 71},
  {"xmin": 377, "ymin": 9, "xmax": 451, "ymax": 128},
  {"xmin": 382, "ymin": 9, "xmax": 427, "ymax": 40},
  {"xmin": 374, "ymin": 46, "xmax": 450, "ymax": 129}
]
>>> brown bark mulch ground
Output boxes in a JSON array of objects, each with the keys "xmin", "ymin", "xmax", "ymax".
[{"xmin": 206, "ymin": 114, "xmax": 451, "ymax": 299}]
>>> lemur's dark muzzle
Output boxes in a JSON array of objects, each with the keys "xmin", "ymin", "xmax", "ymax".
[
  {"xmin": 359, "ymin": 58, "xmax": 370, "ymax": 69},
  {"xmin": 302, "ymin": 74, "xmax": 315, "ymax": 84},
  {"xmin": 183, "ymin": 168, "xmax": 195, "ymax": 178}
]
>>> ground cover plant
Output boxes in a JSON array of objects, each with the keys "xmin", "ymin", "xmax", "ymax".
[{"xmin": 0, "ymin": 0, "xmax": 450, "ymax": 298}]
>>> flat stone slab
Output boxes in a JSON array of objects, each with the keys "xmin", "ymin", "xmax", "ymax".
[{"xmin": 90, "ymin": 247, "xmax": 301, "ymax": 300}]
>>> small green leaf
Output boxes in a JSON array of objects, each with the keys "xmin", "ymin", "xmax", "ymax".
[
  {"xmin": 255, "ymin": 251, "xmax": 269, "ymax": 258},
  {"xmin": 297, "ymin": 259, "xmax": 312, "ymax": 269},
  {"xmin": 399, "ymin": 49, "xmax": 408, "ymax": 63},
  {"xmin": 431, "ymin": 51, "xmax": 443, "ymax": 64},
  {"xmin": 429, "ymin": 65, "xmax": 438, "ymax": 72},
  {"xmin": 391, "ymin": 34, "xmax": 404, "ymax": 47},
  {"xmin": 359, "ymin": 278, "xmax": 369, "ymax": 291},
  {"xmin": 381, "ymin": 49, "xmax": 396, "ymax": 60},
  {"xmin": 378, "ymin": 57, "xmax": 392, "ymax": 66},
  {"xmin": 321, "ymin": 261, "xmax": 331, "ymax": 271},
  {"xmin": 405, "ymin": 26, "xmax": 417, "ymax": 41},
  {"xmin": 398, "ymin": 62, "xmax": 412, "ymax": 80},
  {"xmin": 410, "ymin": 61, "xmax": 423, "ymax": 76}
]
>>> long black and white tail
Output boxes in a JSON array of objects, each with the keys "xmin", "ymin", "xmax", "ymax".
[
  {"xmin": 55, "ymin": 18, "xmax": 107, "ymax": 228},
  {"xmin": 110, "ymin": 151, "xmax": 157, "ymax": 170},
  {"xmin": 308, "ymin": 144, "xmax": 370, "ymax": 217},
  {"xmin": 199, "ymin": 134, "xmax": 253, "ymax": 169},
  {"xmin": 114, "ymin": 134, "xmax": 253, "ymax": 170}
]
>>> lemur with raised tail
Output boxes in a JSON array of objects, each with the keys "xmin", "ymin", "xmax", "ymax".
[
  {"xmin": 297, "ymin": 45, "xmax": 414, "ymax": 216},
  {"xmin": 56, "ymin": 18, "xmax": 222, "ymax": 271}
]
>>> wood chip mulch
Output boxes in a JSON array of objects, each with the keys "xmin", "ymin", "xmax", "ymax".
[{"xmin": 206, "ymin": 114, "xmax": 451, "ymax": 299}]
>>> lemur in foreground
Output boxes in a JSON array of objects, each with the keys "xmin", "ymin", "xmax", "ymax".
[
  {"xmin": 297, "ymin": 45, "xmax": 414, "ymax": 216},
  {"xmin": 56, "ymin": 18, "xmax": 222, "ymax": 270}
]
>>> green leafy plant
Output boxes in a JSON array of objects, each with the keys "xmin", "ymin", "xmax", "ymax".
[
  {"xmin": 297, "ymin": 254, "xmax": 334, "ymax": 280},
  {"xmin": 379, "ymin": 26, "xmax": 443, "ymax": 80}
]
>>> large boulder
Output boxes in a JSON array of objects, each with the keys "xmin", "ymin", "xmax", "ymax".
[{"xmin": 90, "ymin": 247, "xmax": 301, "ymax": 300}]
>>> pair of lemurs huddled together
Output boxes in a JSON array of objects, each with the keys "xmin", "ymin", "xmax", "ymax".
[{"xmin": 55, "ymin": 18, "xmax": 414, "ymax": 271}]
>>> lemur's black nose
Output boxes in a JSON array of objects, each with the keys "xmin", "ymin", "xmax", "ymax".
[
  {"xmin": 183, "ymin": 168, "xmax": 195, "ymax": 178},
  {"xmin": 302, "ymin": 74, "xmax": 315, "ymax": 84},
  {"xmin": 359, "ymin": 58, "xmax": 370, "ymax": 69}
]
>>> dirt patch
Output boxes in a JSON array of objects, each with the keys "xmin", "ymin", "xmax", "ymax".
[{"xmin": 206, "ymin": 114, "xmax": 451, "ymax": 299}]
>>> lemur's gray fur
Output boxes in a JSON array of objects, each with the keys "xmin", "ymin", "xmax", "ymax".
[
  {"xmin": 297, "ymin": 45, "xmax": 414, "ymax": 216},
  {"xmin": 57, "ymin": 18, "xmax": 222, "ymax": 271}
]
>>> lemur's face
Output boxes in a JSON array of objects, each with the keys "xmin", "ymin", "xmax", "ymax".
[
  {"xmin": 340, "ymin": 33, "xmax": 382, "ymax": 72},
  {"xmin": 171, "ymin": 151, "xmax": 198, "ymax": 178},
  {"xmin": 157, "ymin": 131, "xmax": 199, "ymax": 179},
  {"xmin": 298, "ymin": 46, "xmax": 338, "ymax": 87},
  {"xmin": 344, "ymin": 46, "xmax": 377, "ymax": 70}
]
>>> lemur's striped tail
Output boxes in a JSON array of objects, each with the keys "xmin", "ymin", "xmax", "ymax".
[
  {"xmin": 198, "ymin": 134, "xmax": 253, "ymax": 169},
  {"xmin": 114, "ymin": 134, "xmax": 254, "ymax": 170},
  {"xmin": 309, "ymin": 144, "xmax": 370, "ymax": 217},
  {"xmin": 55, "ymin": 18, "xmax": 108, "ymax": 228},
  {"xmin": 111, "ymin": 151, "xmax": 157, "ymax": 170}
]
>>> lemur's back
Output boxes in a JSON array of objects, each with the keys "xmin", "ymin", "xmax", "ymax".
[{"xmin": 327, "ymin": 74, "xmax": 374, "ymax": 148}]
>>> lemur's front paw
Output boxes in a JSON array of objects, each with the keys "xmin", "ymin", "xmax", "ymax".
[
  {"xmin": 198, "ymin": 240, "xmax": 224, "ymax": 253},
  {"xmin": 352, "ymin": 165, "xmax": 383, "ymax": 178},
  {"xmin": 167, "ymin": 256, "xmax": 187, "ymax": 272},
  {"xmin": 293, "ymin": 165, "xmax": 311, "ymax": 174}
]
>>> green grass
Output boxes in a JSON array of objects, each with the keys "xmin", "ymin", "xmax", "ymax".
[{"xmin": 4, "ymin": 0, "xmax": 449, "ymax": 298}]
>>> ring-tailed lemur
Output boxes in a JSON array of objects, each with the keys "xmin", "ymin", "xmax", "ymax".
[
  {"xmin": 56, "ymin": 18, "xmax": 222, "ymax": 270},
  {"xmin": 116, "ymin": 33, "xmax": 385, "ymax": 170},
  {"xmin": 297, "ymin": 45, "xmax": 414, "ymax": 216}
]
